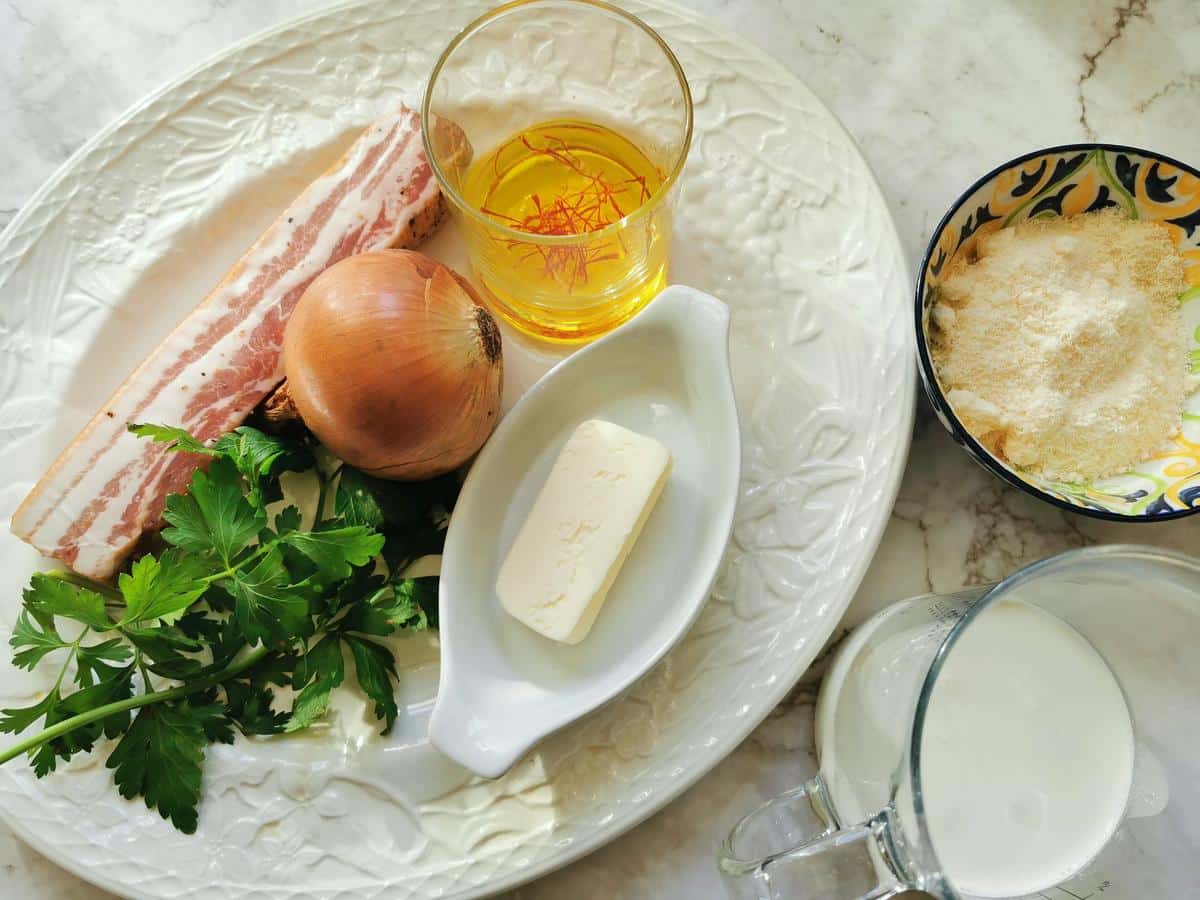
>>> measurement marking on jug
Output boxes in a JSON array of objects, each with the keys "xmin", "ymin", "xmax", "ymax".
[
  {"xmin": 1053, "ymin": 886, "xmax": 1094, "ymax": 900},
  {"xmin": 1036, "ymin": 877, "xmax": 1113, "ymax": 899},
  {"xmin": 928, "ymin": 599, "xmax": 959, "ymax": 625}
]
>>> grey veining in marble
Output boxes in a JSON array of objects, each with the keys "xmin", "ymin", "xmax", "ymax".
[{"xmin": 1, "ymin": 0, "xmax": 1199, "ymax": 897}]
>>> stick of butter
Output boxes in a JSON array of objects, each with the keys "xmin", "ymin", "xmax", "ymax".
[{"xmin": 496, "ymin": 419, "xmax": 672, "ymax": 644}]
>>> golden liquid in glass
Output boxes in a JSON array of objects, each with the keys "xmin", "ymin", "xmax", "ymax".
[{"xmin": 460, "ymin": 119, "xmax": 670, "ymax": 342}]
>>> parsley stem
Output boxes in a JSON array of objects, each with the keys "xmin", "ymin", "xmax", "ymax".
[
  {"xmin": 198, "ymin": 545, "xmax": 268, "ymax": 585},
  {"xmin": 134, "ymin": 650, "xmax": 154, "ymax": 694},
  {"xmin": 49, "ymin": 632, "xmax": 86, "ymax": 697},
  {"xmin": 314, "ymin": 469, "xmax": 330, "ymax": 526},
  {"xmin": 315, "ymin": 480, "xmax": 329, "ymax": 526},
  {"xmin": 0, "ymin": 645, "xmax": 272, "ymax": 767},
  {"xmin": 312, "ymin": 463, "xmax": 344, "ymax": 527}
]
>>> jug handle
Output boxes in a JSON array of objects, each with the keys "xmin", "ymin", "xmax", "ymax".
[{"xmin": 718, "ymin": 775, "xmax": 913, "ymax": 900}]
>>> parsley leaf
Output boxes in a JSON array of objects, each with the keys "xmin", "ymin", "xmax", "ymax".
[
  {"xmin": 117, "ymin": 551, "xmax": 209, "ymax": 627},
  {"xmin": 162, "ymin": 457, "xmax": 263, "ymax": 564},
  {"xmin": 342, "ymin": 577, "xmax": 434, "ymax": 635},
  {"xmin": 185, "ymin": 692, "xmax": 236, "ymax": 746},
  {"xmin": 381, "ymin": 525, "xmax": 448, "ymax": 576},
  {"xmin": 335, "ymin": 467, "xmax": 385, "ymax": 529},
  {"xmin": 369, "ymin": 471, "xmax": 459, "ymax": 529},
  {"xmin": 248, "ymin": 650, "xmax": 299, "ymax": 688},
  {"xmin": 214, "ymin": 426, "xmax": 312, "ymax": 480},
  {"xmin": 107, "ymin": 700, "xmax": 218, "ymax": 834},
  {"xmin": 273, "ymin": 505, "xmax": 303, "ymax": 536},
  {"xmin": 285, "ymin": 636, "xmax": 345, "ymax": 732},
  {"xmin": 403, "ymin": 577, "xmax": 439, "ymax": 630},
  {"xmin": 336, "ymin": 468, "xmax": 459, "ymax": 574},
  {"xmin": 175, "ymin": 609, "xmax": 224, "ymax": 643},
  {"xmin": 223, "ymin": 680, "xmax": 288, "ymax": 736},
  {"xmin": 0, "ymin": 692, "xmax": 60, "ymax": 736},
  {"xmin": 230, "ymin": 547, "xmax": 312, "ymax": 646},
  {"xmin": 74, "ymin": 639, "xmax": 133, "ymax": 688},
  {"xmin": 345, "ymin": 635, "xmax": 398, "ymax": 734},
  {"xmin": 214, "ymin": 426, "xmax": 312, "ymax": 507},
  {"xmin": 283, "ymin": 526, "xmax": 385, "ymax": 583},
  {"xmin": 9, "ymin": 609, "xmax": 67, "ymax": 670},
  {"xmin": 124, "ymin": 624, "xmax": 205, "ymax": 680},
  {"xmin": 333, "ymin": 570, "xmax": 390, "ymax": 633},
  {"xmin": 23, "ymin": 574, "xmax": 112, "ymax": 631},
  {"xmin": 127, "ymin": 423, "xmax": 216, "ymax": 456}
]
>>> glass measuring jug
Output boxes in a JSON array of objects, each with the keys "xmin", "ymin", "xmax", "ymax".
[{"xmin": 720, "ymin": 545, "xmax": 1200, "ymax": 899}]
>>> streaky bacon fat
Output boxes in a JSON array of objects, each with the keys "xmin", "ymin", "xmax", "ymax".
[{"xmin": 12, "ymin": 103, "xmax": 446, "ymax": 578}]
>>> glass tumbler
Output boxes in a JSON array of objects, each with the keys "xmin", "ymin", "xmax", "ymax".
[
  {"xmin": 422, "ymin": 0, "xmax": 693, "ymax": 343},
  {"xmin": 719, "ymin": 545, "xmax": 1200, "ymax": 899}
]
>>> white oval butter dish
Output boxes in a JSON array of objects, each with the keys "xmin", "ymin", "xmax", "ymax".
[{"xmin": 429, "ymin": 285, "xmax": 741, "ymax": 778}]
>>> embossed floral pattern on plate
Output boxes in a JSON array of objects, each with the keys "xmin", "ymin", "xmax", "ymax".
[{"xmin": 0, "ymin": 1, "xmax": 913, "ymax": 896}]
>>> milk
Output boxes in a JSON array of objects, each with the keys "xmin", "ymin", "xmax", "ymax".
[
  {"xmin": 919, "ymin": 600, "xmax": 1134, "ymax": 897},
  {"xmin": 817, "ymin": 597, "xmax": 1134, "ymax": 898}
]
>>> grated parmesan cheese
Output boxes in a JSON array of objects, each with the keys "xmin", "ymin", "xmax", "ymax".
[{"xmin": 930, "ymin": 211, "xmax": 1190, "ymax": 483}]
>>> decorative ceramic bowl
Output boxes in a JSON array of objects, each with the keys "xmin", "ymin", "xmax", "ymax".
[{"xmin": 916, "ymin": 144, "xmax": 1200, "ymax": 520}]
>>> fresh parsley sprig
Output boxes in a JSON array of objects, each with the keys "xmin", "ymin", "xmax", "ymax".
[{"xmin": 0, "ymin": 423, "xmax": 453, "ymax": 833}]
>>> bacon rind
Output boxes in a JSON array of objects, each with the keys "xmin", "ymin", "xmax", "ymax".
[{"xmin": 12, "ymin": 103, "xmax": 446, "ymax": 579}]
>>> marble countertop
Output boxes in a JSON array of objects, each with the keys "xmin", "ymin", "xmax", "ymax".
[{"xmin": 2, "ymin": 0, "xmax": 1199, "ymax": 897}]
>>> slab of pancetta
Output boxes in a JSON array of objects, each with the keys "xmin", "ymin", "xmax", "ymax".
[{"xmin": 13, "ymin": 102, "xmax": 446, "ymax": 579}]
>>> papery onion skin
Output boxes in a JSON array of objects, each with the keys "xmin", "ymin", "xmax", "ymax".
[{"xmin": 283, "ymin": 250, "xmax": 503, "ymax": 479}]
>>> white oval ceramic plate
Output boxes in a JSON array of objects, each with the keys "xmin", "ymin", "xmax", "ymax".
[
  {"xmin": 432, "ymin": 287, "xmax": 740, "ymax": 777},
  {"xmin": 0, "ymin": 1, "xmax": 914, "ymax": 897}
]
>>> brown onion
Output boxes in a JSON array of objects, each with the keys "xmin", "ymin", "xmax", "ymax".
[{"xmin": 283, "ymin": 250, "xmax": 502, "ymax": 479}]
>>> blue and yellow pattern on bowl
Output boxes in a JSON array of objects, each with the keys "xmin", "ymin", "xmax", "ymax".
[{"xmin": 916, "ymin": 144, "xmax": 1200, "ymax": 520}]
